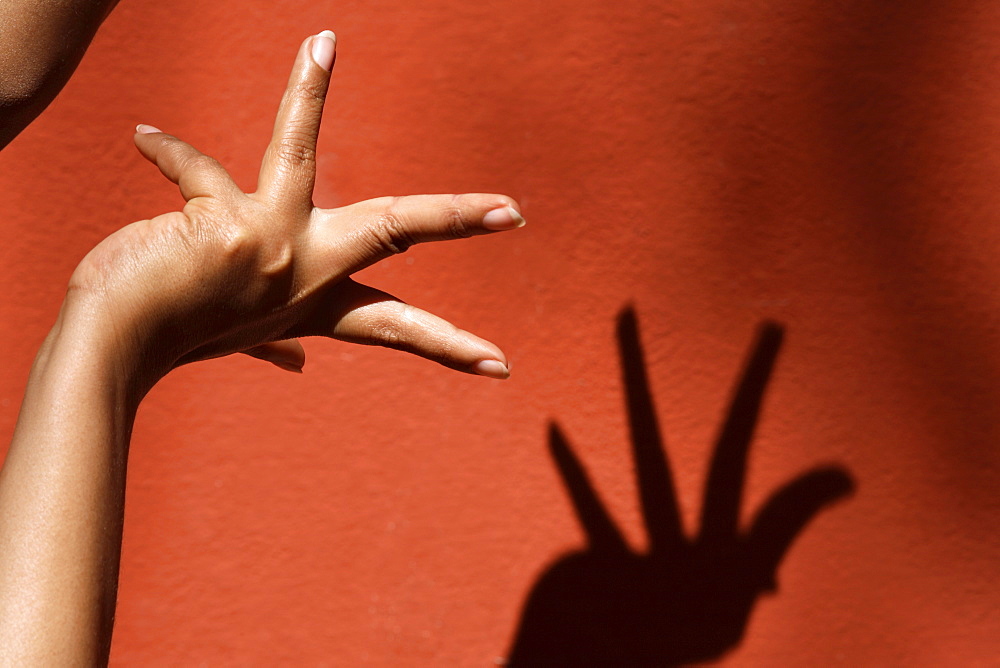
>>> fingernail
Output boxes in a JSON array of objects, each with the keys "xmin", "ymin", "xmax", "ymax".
[
  {"xmin": 474, "ymin": 359, "xmax": 510, "ymax": 379},
  {"xmin": 136, "ymin": 124, "xmax": 162, "ymax": 134},
  {"xmin": 274, "ymin": 360, "xmax": 305, "ymax": 374},
  {"xmin": 311, "ymin": 30, "xmax": 337, "ymax": 71},
  {"xmin": 482, "ymin": 206, "xmax": 526, "ymax": 231}
]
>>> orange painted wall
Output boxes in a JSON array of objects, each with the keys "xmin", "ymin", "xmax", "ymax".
[{"xmin": 1, "ymin": 0, "xmax": 998, "ymax": 664}]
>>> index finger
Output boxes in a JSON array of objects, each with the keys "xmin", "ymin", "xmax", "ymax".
[{"xmin": 256, "ymin": 30, "xmax": 336, "ymax": 212}]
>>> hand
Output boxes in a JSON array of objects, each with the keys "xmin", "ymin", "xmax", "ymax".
[
  {"xmin": 65, "ymin": 30, "xmax": 521, "ymax": 388},
  {"xmin": 507, "ymin": 310, "xmax": 854, "ymax": 666}
]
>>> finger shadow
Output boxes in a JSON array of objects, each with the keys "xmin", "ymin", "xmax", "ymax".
[{"xmin": 506, "ymin": 308, "xmax": 855, "ymax": 666}]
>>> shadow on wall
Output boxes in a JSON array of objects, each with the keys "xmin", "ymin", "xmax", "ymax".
[{"xmin": 506, "ymin": 309, "xmax": 856, "ymax": 666}]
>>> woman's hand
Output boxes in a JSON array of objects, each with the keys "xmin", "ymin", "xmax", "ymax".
[
  {"xmin": 0, "ymin": 33, "xmax": 521, "ymax": 660},
  {"xmin": 67, "ymin": 30, "xmax": 521, "ymax": 390}
]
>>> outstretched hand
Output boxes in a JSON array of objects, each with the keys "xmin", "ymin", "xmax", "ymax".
[
  {"xmin": 66, "ymin": 30, "xmax": 520, "ymax": 387},
  {"xmin": 0, "ymin": 28, "xmax": 522, "ymax": 664}
]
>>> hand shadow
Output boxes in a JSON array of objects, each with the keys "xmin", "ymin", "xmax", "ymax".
[{"xmin": 506, "ymin": 309, "xmax": 855, "ymax": 666}]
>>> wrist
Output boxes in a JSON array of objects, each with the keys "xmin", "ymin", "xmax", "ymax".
[{"xmin": 42, "ymin": 292, "xmax": 172, "ymax": 402}]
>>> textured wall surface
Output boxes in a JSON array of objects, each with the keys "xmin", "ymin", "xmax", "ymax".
[{"xmin": 1, "ymin": 0, "xmax": 998, "ymax": 665}]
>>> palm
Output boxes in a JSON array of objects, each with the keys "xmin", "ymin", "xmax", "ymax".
[{"xmin": 507, "ymin": 310, "xmax": 854, "ymax": 666}]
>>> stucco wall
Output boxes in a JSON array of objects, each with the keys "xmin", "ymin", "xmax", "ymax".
[{"xmin": 0, "ymin": 0, "xmax": 997, "ymax": 664}]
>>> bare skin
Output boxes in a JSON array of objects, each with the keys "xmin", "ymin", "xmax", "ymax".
[
  {"xmin": 0, "ymin": 0, "xmax": 120, "ymax": 149},
  {"xmin": 0, "ymin": 31, "xmax": 521, "ymax": 664}
]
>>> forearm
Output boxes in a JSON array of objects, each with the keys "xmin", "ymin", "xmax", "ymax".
[
  {"xmin": 0, "ymin": 301, "xmax": 144, "ymax": 664},
  {"xmin": 0, "ymin": 0, "xmax": 120, "ymax": 149}
]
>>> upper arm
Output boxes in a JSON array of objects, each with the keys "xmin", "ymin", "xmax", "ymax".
[{"xmin": 0, "ymin": 0, "xmax": 120, "ymax": 149}]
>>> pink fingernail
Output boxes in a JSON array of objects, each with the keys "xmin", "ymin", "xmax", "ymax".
[
  {"xmin": 136, "ymin": 124, "xmax": 162, "ymax": 134},
  {"xmin": 482, "ymin": 206, "xmax": 526, "ymax": 231},
  {"xmin": 474, "ymin": 359, "xmax": 510, "ymax": 379},
  {"xmin": 311, "ymin": 30, "xmax": 337, "ymax": 71}
]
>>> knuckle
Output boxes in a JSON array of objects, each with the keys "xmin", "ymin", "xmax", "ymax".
[
  {"xmin": 183, "ymin": 153, "xmax": 220, "ymax": 175},
  {"xmin": 369, "ymin": 212, "xmax": 416, "ymax": 255},
  {"xmin": 366, "ymin": 312, "xmax": 406, "ymax": 348},
  {"xmin": 259, "ymin": 241, "xmax": 294, "ymax": 278},
  {"xmin": 292, "ymin": 79, "xmax": 327, "ymax": 104},
  {"xmin": 209, "ymin": 214, "xmax": 292, "ymax": 277},
  {"xmin": 217, "ymin": 223, "xmax": 257, "ymax": 261},
  {"xmin": 444, "ymin": 206, "xmax": 473, "ymax": 239},
  {"xmin": 274, "ymin": 133, "xmax": 317, "ymax": 168}
]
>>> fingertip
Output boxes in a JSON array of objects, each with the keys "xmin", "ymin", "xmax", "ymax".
[
  {"xmin": 132, "ymin": 126, "xmax": 178, "ymax": 167},
  {"xmin": 465, "ymin": 334, "xmax": 509, "ymax": 372},
  {"xmin": 133, "ymin": 125, "xmax": 168, "ymax": 151},
  {"xmin": 132, "ymin": 128, "xmax": 160, "ymax": 161},
  {"xmin": 275, "ymin": 360, "xmax": 305, "ymax": 374},
  {"xmin": 473, "ymin": 359, "xmax": 511, "ymax": 380},
  {"xmin": 310, "ymin": 30, "xmax": 337, "ymax": 71},
  {"xmin": 242, "ymin": 340, "xmax": 306, "ymax": 373},
  {"xmin": 270, "ymin": 339, "xmax": 306, "ymax": 371},
  {"xmin": 482, "ymin": 205, "xmax": 526, "ymax": 231},
  {"xmin": 460, "ymin": 193, "xmax": 525, "ymax": 231}
]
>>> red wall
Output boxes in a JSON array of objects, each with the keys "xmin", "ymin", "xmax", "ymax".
[{"xmin": 1, "ymin": 0, "xmax": 998, "ymax": 664}]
